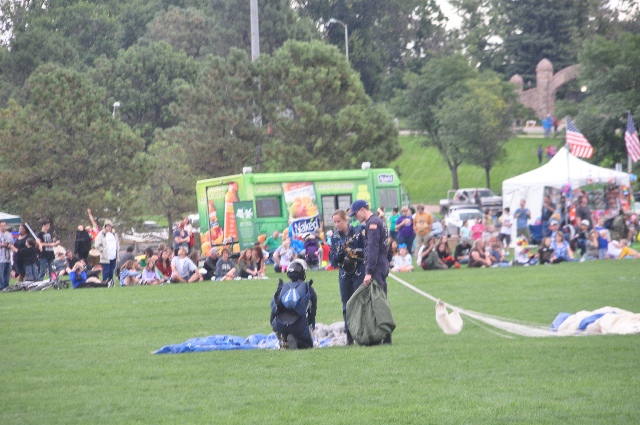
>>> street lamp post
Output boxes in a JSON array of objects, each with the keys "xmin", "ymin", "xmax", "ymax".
[
  {"xmin": 329, "ymin": 18, "xmax": 348, "ymax": 62},
  {"xmin": 112, "ymin": 101, "xmax": 120, "ymax": 119}
]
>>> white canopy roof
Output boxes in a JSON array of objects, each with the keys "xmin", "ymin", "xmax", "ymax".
[{"xmin": 502, "ymin": 146, "xmax": 631, "ymax": 236}]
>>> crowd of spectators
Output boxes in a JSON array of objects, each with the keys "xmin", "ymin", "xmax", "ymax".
[
  {"xmin": 2, "ymin": 192, "xmax": 638, "ymax": 290},
  {"xmin": 382, "ymin": 197, "xmax": 640, "ymax": 272}
]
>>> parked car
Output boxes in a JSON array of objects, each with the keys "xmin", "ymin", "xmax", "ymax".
[
  {"xmin": 444, "ymin": 206, "xmax": 483, "ymax": 236},
  {"xmin": 439, "ymin": 188, "xmax": 502, "ymax": 217}
]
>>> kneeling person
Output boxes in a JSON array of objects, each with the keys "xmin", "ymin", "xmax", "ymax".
[{"xmin": 270, "ymin": 259, "xmax": 317, "ymax": 349}]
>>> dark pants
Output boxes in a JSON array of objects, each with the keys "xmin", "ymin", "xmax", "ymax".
[
  {"xmin": 396, "ymin": 234, "xmax": 415, "ymax": 255},
  {"xmin": 101, "ymin": 259, "xmax": 117, "ymax": 282},
  {"xmin": 339, "ymin": 266, "xmax": 365, "ymax": 344}
]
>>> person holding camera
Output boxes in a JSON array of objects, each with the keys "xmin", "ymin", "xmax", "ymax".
[
  {"xmin": 329, "ymin": 209, "xmax": 365, "ymax": 345},
  {"xmin": 69, "ymin": 260, "xmax": 110, "ymax": 288}
]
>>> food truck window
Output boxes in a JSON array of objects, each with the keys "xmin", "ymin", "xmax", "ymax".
[
  {"xmin": 256, "ymin": 197, "xmax": 282, "ymax": 218},
  {"xmin": 322, "ymin": 195, "xmax": 352, "ymax": 228},
  {"xmin": 378, "ymin": 188, "xmax": 398, "ymax": 208}
]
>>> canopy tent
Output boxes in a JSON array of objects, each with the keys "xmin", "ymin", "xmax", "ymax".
[
  {"xmin": 502, "ymin": 146, "xmax": 631, "ymax": 237},
  {"xmin": 0, "ymin": 212, "xmax": 21, "ymax": 225}
]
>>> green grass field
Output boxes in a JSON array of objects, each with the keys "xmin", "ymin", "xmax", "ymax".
[
  {"xmin": 392, "ymin": 135, "xmax": 562, "ymax": 204},
  {"xmin": 2, "ymin": 260, "xmax": 639, "ymax": 424}
]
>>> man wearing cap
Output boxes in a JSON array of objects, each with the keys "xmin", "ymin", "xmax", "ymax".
[
  {"xmin": 548, "ymin": 219, "xmax": 560, "ymax": 240},
  {"xmin": 541, "ymin": 195, "xmax": 556, "ymax": 238},
  {"xmin": 94, "ymin": 219, "xmax": 119, "ymax": 284},
  {"xmin": 330, "ymin": 209, "xmax": 365, "ymax": 345},
  {"xmin": 351, "ymin": 199, "xmax": 391, "ymax": 344},
  {"xmin": 350, "ymin": 200, "xmax": 389, "ymax": 291},
  {"xmin": 573, "ymin": 219, "xmax": 590, "ymax": 256}
]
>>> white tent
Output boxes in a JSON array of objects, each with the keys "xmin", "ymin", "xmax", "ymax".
[
  {"xmin": 0, "ymin": 212, "xmax": 21, "ymax": 225},
  {"xmin": 502, "ymin": 146, "xmax": 631, "ymax": 236}
]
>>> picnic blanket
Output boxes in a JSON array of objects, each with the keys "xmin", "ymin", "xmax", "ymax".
[
  {"xmin": 155, "ymin": 322, "xmax": 347, "ymax": 354},
  {"xmin": 551, "ymin": 306, "xmax": 640, "ymax": 335}
]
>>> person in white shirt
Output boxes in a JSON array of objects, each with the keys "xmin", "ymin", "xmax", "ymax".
[
  {"xmin": 498, "ymin": 207, "xmax": 513, "ymax": 255},
  {"xmin": 171, "ymin": 246, "xmax": 203, "ymax": 282},
  {"xmin": 94, "ymin": 220, "xmax": 119, "ymax": 284}
]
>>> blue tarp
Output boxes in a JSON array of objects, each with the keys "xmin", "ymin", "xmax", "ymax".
[{"xmin": 155, "ymin": 332, "xmax": 341, "ymax": 354}]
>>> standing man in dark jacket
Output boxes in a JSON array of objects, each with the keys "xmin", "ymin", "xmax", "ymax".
[
  {"xmin": 351, "ymin": 199, "xmax": 391, "ymax": 344},
  {"xmin": 351, "ymin": 200, "xmax": 389, "ymax": 292},
  {"xmin": 329, "ymin": 209, "xmax": 365, "ymax": 345}
]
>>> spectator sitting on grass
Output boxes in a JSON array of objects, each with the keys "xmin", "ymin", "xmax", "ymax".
[
  {"xmin": 597, "ymin": 229, "xmax": 609, "ymax": 260},
  {"xmin": 537, "ymin": 237, "xmax": 553, "ymax": 265},
  {"xmin": 550, "ymin": 232, "xmax": 574, "ymax": 263},
  {"xmin": 171, "ymin": 246, "xmax": 203, "ymax": 283},
  {"xmin": 584, "ymin": 230, "xmax": 599, "ymax": 261},
  {"xmin": 607, "ymin": 239, "xmax": 640, "ymax": 260},
  {"xmin": 387, "ymin": 238, "xmax": 398, "ymax": 266},
  {"xmin": 436, "ymin": 239, "xmax": 457, "ymax": 269},
  {"xmin": 119, "ymin": 260, "xmax": 141, "ymax": 286},
  {"xmin": 156, "ymin": 250, "xmax": 172, "ymax": 280},
  {"xmin": 141, "ymin": 258, "xmax": 163, "ymax": 285},
  {"xmin": 391, "ymin": 244, "xmax": 413, "ymax": 272},
  {"xmin": 468, "ymin": 239, "xmax": 493, "ymax": 268},
  {"xmin": 488, "ymin": 240, "xmax": 510, "ymax": 267},
  {"xmin": 70, "ymin": 260, "xmax": 109, "ymax": 288},
  {"xmin": 513, "ymin": 236, "xmax": 537, "ymax": 266},
  {"xmin": 202, "ymin": 248, "xmax": 219, "ymax": 281},
  {"xmin": 238, "ymin": 248, "xmax": 258, "ymax": 279},
  {"xmin": 418, "ymin": 237, "xmax": 446, "ymax": 271},
  {"xmin": 454, "ymin": 237, "xmax": 471, "ymax": 264},
  {"xmin": 52, "ymin": 251, "xmax": 69, "ymax": 279},
  {"xmin": 252, "ymin": 245, "xmax": 266, "ymax": 278},
  {"xmin": 215, "ymin": 248, "xmax": 237, "ymax": 281}
]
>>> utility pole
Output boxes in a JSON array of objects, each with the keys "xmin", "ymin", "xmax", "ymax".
[{"xmin": 250, "ymin": 0, "xmax": 260, "ymax": 62}]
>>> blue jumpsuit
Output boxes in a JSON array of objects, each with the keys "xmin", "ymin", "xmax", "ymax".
[
  {"xmin": 329, "ymin": 223, "xmax": 365, "ymax": 344},
  {"xmin": 363, "ymin": 214, "xmax": 392, "ymax": 344},
  {"xmin": 363, "ymin": 214, "xmax": 390, "ymax": 293}
]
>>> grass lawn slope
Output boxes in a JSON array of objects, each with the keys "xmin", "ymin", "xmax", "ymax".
[
  {"xmin": 392, "ymin": 135, "xmax": 562, "ymax": 204},
  {"xmin": 1, "ymin": 260, "xmax": 639, "ymax": 424}
]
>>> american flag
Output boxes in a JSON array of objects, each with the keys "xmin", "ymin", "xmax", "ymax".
[
  {"xmin": 625, "ymin": 112, "xmax": 640, "ymax": 163},
  {"xmin": 566, "ymin": 118, "xmax": 593, "ymax": 159}
]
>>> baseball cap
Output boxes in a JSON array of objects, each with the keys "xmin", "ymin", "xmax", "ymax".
[
  {"xmin": 349, "ymin": 200, "xmax": 369, "ymax": 217},
  {"xmin": 581, "ymin": 219, "xmax": 590, "ymax": 226}
]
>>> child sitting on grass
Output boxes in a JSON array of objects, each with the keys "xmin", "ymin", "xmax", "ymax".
[
  {"xmin": 140, "ymin": 258, "xmax": 163, "ymax": 285},
  {"xmin": 391, "ymin": 244, "xmax": 413, "ymax": 272},
  {"xmin": 513, "ymin": 236, "xmax": 537, "ymax": 266},
  {"xmin": 119, "ymin": 260, "xmax": 141, "ymax": 286}
]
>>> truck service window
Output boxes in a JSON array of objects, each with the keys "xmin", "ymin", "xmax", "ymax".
[
  {"xmin": 256, "ymin": 197, "xmax": 281, "ymax": 218},
  {"xmin": 378, "ymin": 188, "xmax": 398, "ymax": 208}
]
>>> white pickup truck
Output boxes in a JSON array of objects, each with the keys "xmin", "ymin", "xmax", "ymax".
[{"xmin": 439, "ymin": 188, "xmax": 502, "ymax": 217}]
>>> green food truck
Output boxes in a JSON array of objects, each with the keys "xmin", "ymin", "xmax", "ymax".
[{"xmin": 195, "ymin": 167, "xmax": 410, "ymax": 255}]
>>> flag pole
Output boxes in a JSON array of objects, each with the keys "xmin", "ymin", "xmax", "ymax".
[{"xmin": 628, "ymin": 111, "xmax": 633, "ymax": 174}]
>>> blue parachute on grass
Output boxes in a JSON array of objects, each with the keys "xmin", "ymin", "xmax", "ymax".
[{"xmin": 155, "ymin": 333, "xmax": 279, "ymax": 354}]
